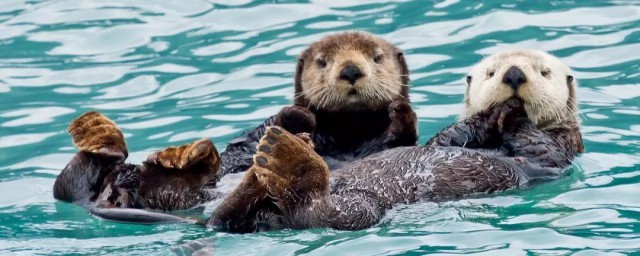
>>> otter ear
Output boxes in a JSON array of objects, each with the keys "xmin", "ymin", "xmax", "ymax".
[
  {"xmin": 466, "ymin": 75, "xmax": 472, "ymax": 85},
  {"xmin": 396, "ymin": 52, "xmax": 409, "ymax": 85}
]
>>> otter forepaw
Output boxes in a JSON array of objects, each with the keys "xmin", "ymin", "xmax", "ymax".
[
  {"xmin": 67, "ymin": 111, "xmax": 128, "ymax": 160},
  {"xmin": 497, "ymin": 98, "xmax": 527, "ymax": 133},
  {"xmin": 387, "ymin": 101, "xmax": 418, "ymax": 143},
  {"xmin": 146, "ymin": 139, "xmax": 219, "ymax": 171},
  {"xmin": 275, "ymin": 106, "xmax": 316, "ymax": 135},
  {"xmin": 251, "ymin": 127, "xmax": 328, "ymax": 200}
]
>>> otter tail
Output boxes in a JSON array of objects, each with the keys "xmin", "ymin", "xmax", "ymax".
[{"xmin": 87, "ymin": 207, "xmax": 206, "ymax": 225}]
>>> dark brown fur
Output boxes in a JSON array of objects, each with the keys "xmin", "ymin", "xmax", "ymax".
[
  {"xmin": 217, "ymin": 32, "xmax": 417, "ymax": 179},
  {"xmin": 293, "ymin": 32, "xmax": 410, "ymax": 107},
  {"xmin": 54, "ymin": 112, "xmax": 220, "ymax": 212}
]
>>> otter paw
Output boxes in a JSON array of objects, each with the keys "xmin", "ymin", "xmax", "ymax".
[
  {"xmin": 67, "ymin": 111, "xmax": 127, "ymax": 159},
  {"xmin": 275, "ymin": 106, "xmax": 316, "ymax": 135},
  {"xmin": 146, "ymin": 139, "xmax": 219, "ymax": 170},
  {"xmin": 250, "ymin": 127, "xmax": 328, "ymax": 200},
  {"xmin": 497, "ymin": 98, "xmax": 526, "ymax": 133},
  {"xmin": 387, "ymin": 101, "xmax": 418, "ymax": 141}
]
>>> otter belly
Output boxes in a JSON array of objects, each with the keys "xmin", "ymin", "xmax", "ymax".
[{"xmin": 329, "ymin": 146, "xmax": 522, "ymax": 204}]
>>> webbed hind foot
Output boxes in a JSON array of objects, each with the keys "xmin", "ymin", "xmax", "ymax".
[
  {"xmin": 68, "ymin": 111, "xmax": 128, "ymax": 160},
  {"xmin": 209, "ymin": 126, "xmax": 329, "ymax": 232},
  {"xmin": 251, "ymin": 127, "xmax": 328, "ymax": 204},
  {"xmin": 145, "ymin": 138, "xmax": 219, "ymax": 172}
]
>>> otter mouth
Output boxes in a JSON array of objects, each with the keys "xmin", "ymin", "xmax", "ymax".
[{"xmin": 347, "ymin": 88, "xmax": 358, "ymax": 96}]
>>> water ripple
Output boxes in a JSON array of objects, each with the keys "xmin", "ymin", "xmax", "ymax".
[{"xmin": 0, "ymin": 0, "xmax": 639, "ymax": 255}]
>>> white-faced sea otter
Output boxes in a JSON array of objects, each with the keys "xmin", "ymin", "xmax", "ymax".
[{"xmin": 208, "ymin": 49, "xmax": 584, "ymax": 232}]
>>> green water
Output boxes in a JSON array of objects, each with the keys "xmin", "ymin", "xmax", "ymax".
[{"xmin": 0, "ymin": 0, "xmax": 639, "ymax": 255}]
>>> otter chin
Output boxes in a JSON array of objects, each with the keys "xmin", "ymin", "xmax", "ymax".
[{"xmin": 295, "ymin": 32, "xmax": 409, "ymax": 112}]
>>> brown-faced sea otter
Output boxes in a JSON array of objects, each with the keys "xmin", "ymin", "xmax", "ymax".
[
  {"xmin": 52, "ymin": 32, "xmax": 416, "ymax": 221},
  {"xmin": 217, "ymin": 31, "xmax": 417, "ymax": 178}
]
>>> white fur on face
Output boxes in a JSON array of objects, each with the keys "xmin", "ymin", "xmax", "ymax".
[
  {"xmin": 300, "ymin": 46, "xmax": 404, "ymax": 111},
  {"xmin": 464, "ymin": 50, "xmax": 578, "ymax": 128}
]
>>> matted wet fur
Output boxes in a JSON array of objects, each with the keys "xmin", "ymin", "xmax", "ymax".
[
  {"xmin": 52, "ymin": 31, "xmax": 416, "ymax": 223},
  {"xmin": 209, "ymin": 50, "xmax": 584, "ymax": 232},
  {"xmin": 217, "ymin": 31, "xmax": 417, "ymax": 180},
  {"xmin": 54, "ymin": 111, "xmax": 220, "ymax": 215}
]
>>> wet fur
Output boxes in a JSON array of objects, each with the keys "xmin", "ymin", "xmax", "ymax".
[
  {"xmin": 53, "ymin": 112, "xmax": 220, "ymax": 216},
  {"xmin": 217, "ymin": 32, "xmax": 416, "ymax": 179},
  {"xmin": 209, "ymin": 50, "xmax": 584, "ymax": 232},
  {"xmin": 464, "ymin": 50, "xmax": 583, "ymax": 153},
  {"xmin": 53, "ymin": 32, "xmax": 416, "ymax": 224}
]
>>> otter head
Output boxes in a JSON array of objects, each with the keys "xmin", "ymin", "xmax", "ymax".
[
  {"xmin": 464, "ymin": 50, "xmax": 579, "ymax": 130},
  {"xmin": 95, "ymin": 167, "xmax": 141, "ymax": 208},
  {"xmin": 294, "ymin": 32, "xmax": 409, "ymax": 112},
  {"xmin": 95, "ymin": 183, "xmax": 135, "ymax": 208}
]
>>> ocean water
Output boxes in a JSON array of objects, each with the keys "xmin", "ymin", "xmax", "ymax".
[{"xmin": 0, "ymin": 0, "xmax": 639, "ymax": 255}]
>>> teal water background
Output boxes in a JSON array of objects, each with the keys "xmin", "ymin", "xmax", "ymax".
[{"xmin": 1, "ymin": 0, "xmax": 639, "ymax": 255}]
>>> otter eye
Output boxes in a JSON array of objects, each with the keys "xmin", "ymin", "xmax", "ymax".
[
  {"xmin": 466, "ymin": 75, "xmax": 472, "ymax": 85},
  {"xmin": 316, "ymin": 59, "xmax": 327, "ymax": 69},
  {"xmin": 115, "ymin": 202, "xmax": 122, "ymax": 207},
  {"xmin": 487, "ymin": 71, "xmax": 495, "ymax": 78},
  {"xmin": 541, "ymin": 70, "xmax": 550, "ymax": 77},
  {"xmin": 567, "ymin": 75, "xmax": 574, "ymax": 83},
  {"xmin": 374, "ymin": 54, "xmax": 383, "ymax": 64}
]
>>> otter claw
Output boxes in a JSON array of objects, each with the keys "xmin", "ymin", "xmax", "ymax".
[{"xmin": 270, "ymin": 127, "xmax": 282, "ymax": 135}]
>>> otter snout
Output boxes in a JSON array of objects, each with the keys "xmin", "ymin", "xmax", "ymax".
[
  {"xmin": 502, "ymin": 66, "xmax": 527, "ymax": 90},
  {"xmin": 339, "ymin": 64, "xmax": 364, "ymax": 85}
]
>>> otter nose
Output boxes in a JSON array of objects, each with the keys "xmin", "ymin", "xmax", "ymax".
[
  {"xmin": 502, "ymin": 66, "xmax": 527, "ymax": 90},
  {"xmin": 339, "ymin": 64, "xmax": 363, "ymax": 85}
]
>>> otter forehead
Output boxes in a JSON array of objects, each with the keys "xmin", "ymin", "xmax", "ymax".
[
  {"xmin": 305, "ymin": 32, "xmax": 393, "ymax": 59},
  {"xmin": 472, "ymin": 50, "xmax": 571, "ymax": 75}
]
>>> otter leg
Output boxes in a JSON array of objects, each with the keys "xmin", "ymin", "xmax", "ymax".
[
  {"xmin": 209, "ymin": 126, "xmax": 328, "ymax": 232},
  {"xmin": 211, "ymin": 127, "xmax": 390, "ymax": 231},
  {"xmin": 53, "ymin": 111, "xmax": 128, "ymax": 205}
]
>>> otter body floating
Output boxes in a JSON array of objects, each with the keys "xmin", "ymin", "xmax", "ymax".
[{"xmin": 52, "ymin": 32, "xmax": 416, "ymax": 224}]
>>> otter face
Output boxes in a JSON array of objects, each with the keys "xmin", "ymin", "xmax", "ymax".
[
  {"xmin": 464, "ymin": 50, "xmax": 578, "ymax": 128},
  {"xmin": 95, "ymin": 166, "xmax": 141, "ymax": 208},
  {"xmin": 95, "ymin": 183, "xmax": 135, "ymax": 208},
  {"xmin": 294, "ymin": 32, "xmax": 409, "ymax": 112}
]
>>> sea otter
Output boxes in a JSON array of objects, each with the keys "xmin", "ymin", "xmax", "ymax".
[
  {"xmin": 208, "ymin": 49, "xmax": 584, "ymax": 232},
  {"xmin": 52, "ymin": 32, "xmax": 415, "ymax": 220},
  {"xmin": 53, "ymin": 111, "xmax": 221, "ymax": 216},
  {"xmin": 217, "ymin": 31, "xmax": 417, "ymax": 179}
]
